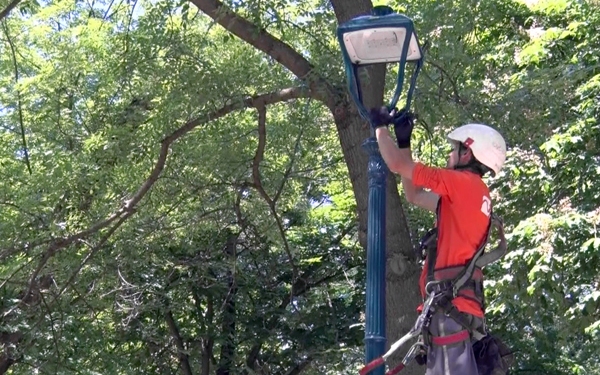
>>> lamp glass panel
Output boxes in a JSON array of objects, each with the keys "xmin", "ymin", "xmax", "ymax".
[{"xmin": 343, "ymin": 27, "xmax": 421, "ymax": 64}]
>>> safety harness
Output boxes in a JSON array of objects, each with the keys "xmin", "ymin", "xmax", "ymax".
[{"xmin": 419, "ymin": 199, "xmax": 508, "ymax": 343}]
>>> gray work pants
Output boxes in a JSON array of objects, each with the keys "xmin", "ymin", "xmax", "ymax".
[{"xmin": 425, "ymin": 312, "xmax": 483, "ymax": 375}]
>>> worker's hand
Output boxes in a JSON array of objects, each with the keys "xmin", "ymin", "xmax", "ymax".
[
  {"xmin": 392, "ymin": 110, "xmax": 415, "ymax": 149},
  {"xmin": 368, "ymin": 106, "xmax": 394, "ymax": 130}
]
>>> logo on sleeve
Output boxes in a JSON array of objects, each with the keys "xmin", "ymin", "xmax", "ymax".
[{"xmin": 481, "ymin": 196, "xmax": 492, "ymax": 217}]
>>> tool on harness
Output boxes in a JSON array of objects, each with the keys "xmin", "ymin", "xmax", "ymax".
[
  {"xmin": 473, "ymin": 334, "xmax": 515, "ymax": 375},
  {"xmin": 358, "ymin": 290, "xmax": 436, "ymax": 375},
  {"xmin": 416, "ymin": 227, "xmax": 436, "ymax": 261}
]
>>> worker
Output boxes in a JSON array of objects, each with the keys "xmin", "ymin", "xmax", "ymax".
[{"xmin": 369, "ymin": 106, "xmax": 509, "ymax": 375}]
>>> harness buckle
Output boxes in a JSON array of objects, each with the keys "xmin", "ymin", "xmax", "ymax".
[
  {"xmin": 452, "ymin": 283, "xmax": 461, "ymax": 299},
  {"xmin": 418, "ymin": 228, "xmax": 437, "ymax": 261},
  {"xmin": 421, "ymin": 287, "xmax": 437, "ymax": 312},
  {"xmin": 425, "ymin": 280, "xmax": 454, "ymax": 297}
]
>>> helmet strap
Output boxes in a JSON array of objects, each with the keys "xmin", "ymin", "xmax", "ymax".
[{"xmin": 453, "ymin": 143, "xmax": 491, "ymax": 177}]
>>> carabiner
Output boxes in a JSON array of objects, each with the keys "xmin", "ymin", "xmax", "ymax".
[
  {"xmin": 403, "ymin": 342, "xmax": 425, "ymax": 364},
  {"xmin": 425, "ymin": 281, "xmax": 442, "ymax": 296}
]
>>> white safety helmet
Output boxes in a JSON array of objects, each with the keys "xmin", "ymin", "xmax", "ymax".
[{"xmin": 447, "ymin": 123, "xmax": 507, "ymax": 176}]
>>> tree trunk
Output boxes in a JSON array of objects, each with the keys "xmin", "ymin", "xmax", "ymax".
[
  {"xmin": 330, "ymin": 92, "xmax": 423, "ymax": 374},
  {"xmin": 189, "ymin": 0, "xmax": 425, "ymax": 372},
  {"xmin": 330, "ymin": 1, "xmax": 424, "ymax": 371}
]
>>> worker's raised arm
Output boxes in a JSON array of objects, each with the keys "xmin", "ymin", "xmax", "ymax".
[
  {"xmin": 369, "ymin": 107, "xmax": 439, "ymax": 213},
  {"xmin": 375, "ymin": 126, "xmax": 415, "ymax": 178},
  {"xmin": 401, "ymin": 176, "xmax": 439, "ymax": 213}
]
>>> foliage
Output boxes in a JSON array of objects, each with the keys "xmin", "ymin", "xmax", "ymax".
[{"xmin": 0, "ymin": 0, "xmax": 598, "ymax": 374}]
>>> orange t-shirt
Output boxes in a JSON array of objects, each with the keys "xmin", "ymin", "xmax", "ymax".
[{"xmin": 412, "ymin": 162, "xmax": 492, "ymax": 318}]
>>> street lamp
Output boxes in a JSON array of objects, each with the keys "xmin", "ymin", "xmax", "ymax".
[{"xmin": 336, "ymin": 5, "xmax": 424, "ymax": 373}]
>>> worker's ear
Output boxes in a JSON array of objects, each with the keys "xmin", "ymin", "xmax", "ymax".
[{"xmin": 459, "ymin": 146, "xmax": 473, "ymax": 163}]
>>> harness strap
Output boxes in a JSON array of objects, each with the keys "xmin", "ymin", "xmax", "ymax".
[
  {"xmin": 420, "ymin": 215, "xmax": 506, "ymax": 274},
  {"xmin": 425, "ymin": 200, "xmax": 442, "ymax": 285},
  {"xmin": 450, "ymin": 215, "xmax": 493, "ymax": 295},
  {"xmin": 435, "ymin": 294, "xmax": 486, "ymax": 341},
  {"xmin": 431, "ymin": 329, "xmax": 470, "ymax": 346},
  {"xmin": 475, "ymin": 214, "xmax": 507, "ymax": 268},
  {"xmin": 425, "ymin": 202, "xmax": 507, "ymax": 300},
  {"xmin": 420, "ymin": 199, "xmax": 509, "ymax": 342},
  {"xmin": 433, "ymin": 268, "xmax": 484, "ymax": 304}
]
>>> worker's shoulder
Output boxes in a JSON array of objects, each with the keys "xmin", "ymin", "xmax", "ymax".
[
  {"xmin": 440, "ymin": 170, "xmax": 490, "ymax": 204},
  {"xmin": 462, "ymin": 170, "xmax": 489, "ymax": 189},
  {"xmin": 413, "ymin": 162, "xmax": 458, "ymax": 178},
  {"xmin": 446, "ymin": 173, "xmax": 492, "ymax": 216},
  {"xmin": 419, "ymin": 165, "xmax": 487, "ymax": 185}
]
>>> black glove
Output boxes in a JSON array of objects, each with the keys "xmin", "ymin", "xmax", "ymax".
[
  {"xmin": 368, "ymin": 106, "xmax": 393, "ymax": 130},
  {"xmin": 392, "ymin": 110, "xmax": 415, "ymax": 149}
]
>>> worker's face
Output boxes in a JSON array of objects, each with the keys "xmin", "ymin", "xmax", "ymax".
[
  {"xmin": 446, "ymin": 141, "xmax": 460, "ymax": 169},
  {"xmin": 446, "ymin": 141, "xmax": 472, "ymax": 169}
]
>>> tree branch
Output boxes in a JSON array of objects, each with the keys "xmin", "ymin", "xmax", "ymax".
[
  {"xmin": 252, "ymin": 104, "xmax": 272, "ymax": 208},
  {"xmin": 285, "ymin": 356, "xmax": 314, "ymax": 375},
  {"xmin": 39, "ymin": 292, "xmax": 61, "ymax": 363},
  {"xmin": 2, "ymin": 21, "xmax": 32, "ymax": 174},
  {"xmin": 216, "ymin": 233, "xmax": 238, "ymax": 375},
  {"xmin": 244, "ymin": 344, "xmax": 262, "ymax": 373},
  {"xmin": 0, "ymin": 201, "xmax": 44, "ymax": 222},
  {"xmin": 242, "ymin": 271, "xmax": 343, "ymax": 373},
  {"xmin": 0, "ymin": 238, "xmax": 54, "ymax": 263},
  {"xmin": 188, "ymin": 0, "xmax": 339, "ymax": 106},
  {"xmin": 53, "ymin": 214, "xmax": 130, "ymax": 301},
  {"xmin": 273, "ymin": 117, "xmax": 305, "ymax": 204},
  {"xmin": 425, "ymin": 60, "xmax": 469, "ymax": 105},
  {"xmin": 201, "ymin": 336, "xmax": 214, "ymax": 375},
  {"xmin": 3, "ymin": 87, "xmax": 308, "ymax": 310},
  {"xmin": 251, "ymin": 104, "xmax": 299, "ymax": 281},
  {"xmin": 0, "ymin": 0, "xmax": 22, "ymax": 22},
  {"xmin": 190, "ymin": 0, "xmax": 310, "ymax": 78},
  {"xmin": 165, "ymin": 309, "xmax": 194, "ymax": 375},
  {"xmin": 330, "ymin": 0, "xmax": 371, "ymax": 24},
  {"xmin": 161, "ymin": 85, "xmax": 310, "ymax": 164},
  {"xmin": 190, "ymin": 286, "xmax": 216, "ymax": 375}
]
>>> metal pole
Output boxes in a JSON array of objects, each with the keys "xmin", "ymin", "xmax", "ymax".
[{"xmin": 362, "ymin": 136, "xmax": 388, "ymax": 375}]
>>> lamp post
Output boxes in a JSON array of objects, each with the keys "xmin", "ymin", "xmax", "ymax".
[{"xmin": 336, "ymin": 6, "xmax": 423, "ymax": 373}]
